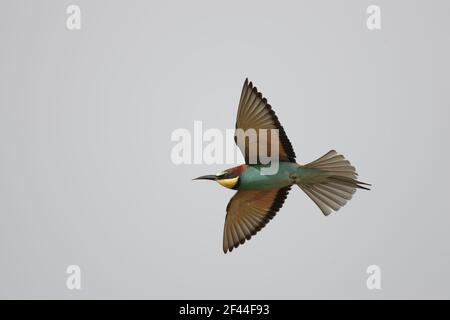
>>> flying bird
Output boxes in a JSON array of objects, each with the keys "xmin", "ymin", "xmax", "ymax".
[{"xmin": 195, "ymin": 79, "xmax": 370, "ymax": 253}]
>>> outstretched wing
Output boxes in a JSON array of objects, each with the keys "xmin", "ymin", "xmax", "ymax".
[
  {"xmin": 223, "ymin": 187, "xmax": 291, "ymax": 253},
  {"xmin": 235, "ymin": 79, "xmax": 296, "ymax": 163}
]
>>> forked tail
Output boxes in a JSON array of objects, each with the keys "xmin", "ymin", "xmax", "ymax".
[{"xmin": 298, "ymin": 150, "xmax": 370, "ymax": 216}]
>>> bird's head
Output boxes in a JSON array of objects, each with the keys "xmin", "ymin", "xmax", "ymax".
[{"xmin": 193, "ymin": 165, "xmax": 246, "ymax": 189}]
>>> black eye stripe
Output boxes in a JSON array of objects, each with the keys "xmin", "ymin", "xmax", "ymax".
[{"xmin": 217, "ymin": 172, "xmax": 234, "ymax": 179}]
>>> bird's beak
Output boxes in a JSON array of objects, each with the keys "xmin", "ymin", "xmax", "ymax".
[{"xmin": 193, "ymin": 175, "xmax": 217, "ymax": 181}]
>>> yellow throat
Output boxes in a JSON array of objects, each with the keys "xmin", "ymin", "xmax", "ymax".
[{"xmin": 217, "ymin": 176, "xmax": 239, "ymax": 189}]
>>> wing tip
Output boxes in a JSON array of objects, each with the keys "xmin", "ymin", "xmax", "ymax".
[
  {"xmin": 235, "ymin": 78, "xmax": 297, "ymax": 163},
  {"xmin": 222, "ymin": 188, "xmax": 291, "ymax": 254}
]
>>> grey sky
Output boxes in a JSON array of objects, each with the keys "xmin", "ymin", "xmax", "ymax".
[{"xmin": 0, "ymin": 0, "xmax": 449, "ymax": 299}]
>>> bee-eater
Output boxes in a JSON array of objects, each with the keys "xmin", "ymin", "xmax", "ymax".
[{"xmin": 195, "ymin": 79, "xmax": 370, "ymax": 253}]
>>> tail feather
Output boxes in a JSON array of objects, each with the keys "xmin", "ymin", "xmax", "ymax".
[{"xmin": 298, "ymin": 150, "xmax": 370, "ymax": 216}]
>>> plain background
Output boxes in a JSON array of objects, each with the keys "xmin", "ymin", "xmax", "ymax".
[{"xmin": 1, "ymin": 0, "xmax": 449, "ymax": 299}]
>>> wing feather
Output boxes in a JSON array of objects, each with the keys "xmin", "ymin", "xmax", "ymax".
[
  {"xmin": 223, "ymin": 187, "xmax": 291, "ymax": 253},
  {"xmin": 235, "ymin": 79, "xmax": 296, "ymax": 163}
]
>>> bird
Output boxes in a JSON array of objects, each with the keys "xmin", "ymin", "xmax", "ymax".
[{"xmin": 194, "ymin": 79, "xmax": 370, "ymax": 253}]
